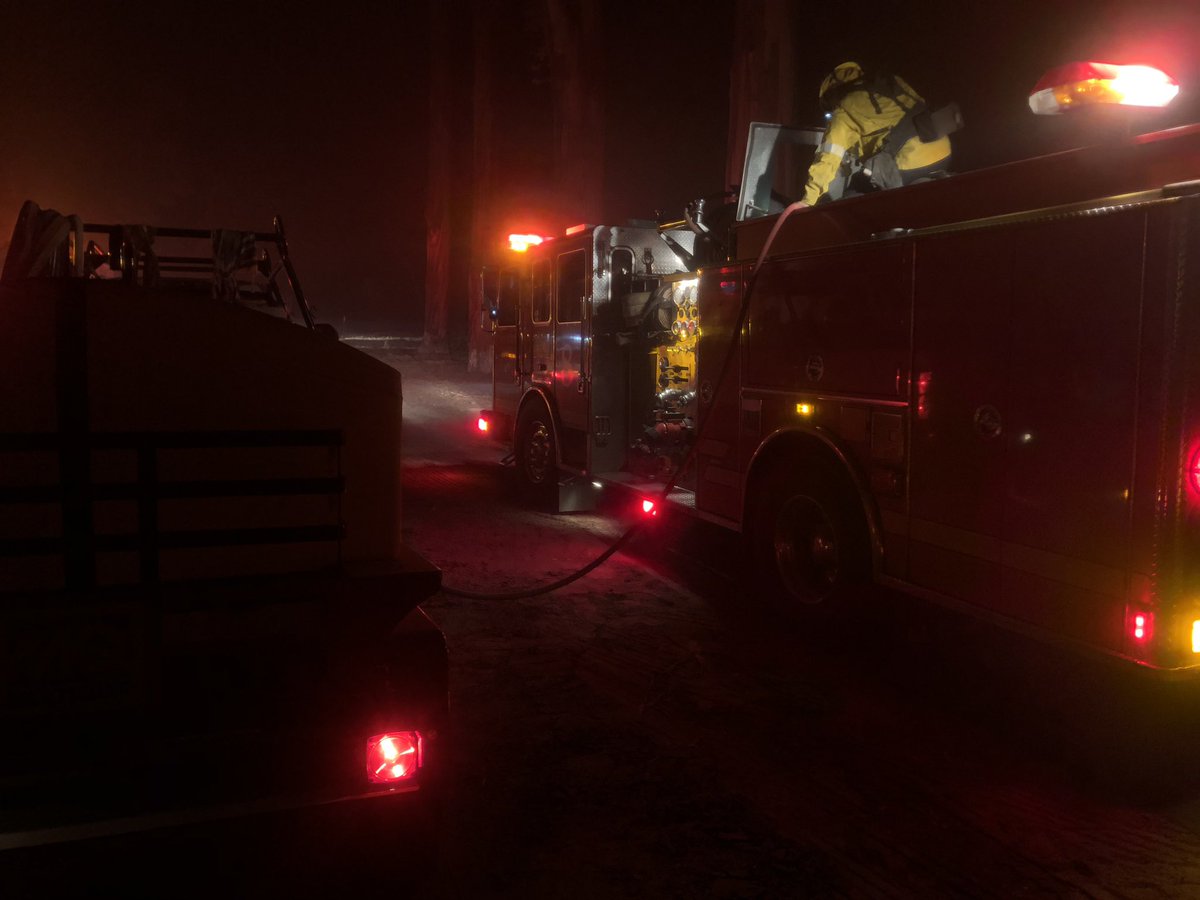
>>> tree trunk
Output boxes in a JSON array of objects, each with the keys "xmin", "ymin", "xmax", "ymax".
[
  {"xmin": 726, "ymin": 0, "xmax": 801, "ymax": 194},
  {"xmin": 545, "ymin": 0, "xmax": 604, "ymax": 224},
  {"xmin": 423, "ymin": 0, "xmax": 454, "ymax": 356},
  {"xmin": 466, "ymin": 1, "xmax": 495, "ymax": 373}
]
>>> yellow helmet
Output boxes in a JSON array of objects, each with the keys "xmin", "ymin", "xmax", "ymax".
[{"xmin": 819, "ymin": 61, "xmax": 864, "ymax": 109}]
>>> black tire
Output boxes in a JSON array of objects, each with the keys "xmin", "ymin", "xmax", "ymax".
[
  {"xmin": 515, "ymin": 401, "xmax": 558, "ymax": 505},
  {"xmin": 748, "ymin": 462, "xmax": 870, "ymax": 618}
]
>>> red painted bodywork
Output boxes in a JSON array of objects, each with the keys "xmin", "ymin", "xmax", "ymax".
[
  {"xmin": 491, "ymin": 125, "xmax": 1200, "ymax": 669},
  {"xmin": 715, "ymin": 125, "xmax": 1200, "ymax": 669}
]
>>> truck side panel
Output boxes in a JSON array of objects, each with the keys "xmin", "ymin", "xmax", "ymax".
[
  {"xmin": 735, "ymin": 244, "xmax": 912, "ymax": 558},
  {"xmin": 746, "ymin": 243, "xmax": 911, "ymax": 399},
  {"xmin": 1001, "ymin": 212, "xmax": 1146, "ymax": 649},
  {"xmin": 1132, "ymin": 195, "xmax": 1200, "ymax": 665},
  {"xmin": 909, "ymin": 230, "xmax": 1013, "ymax": 613},
  {"xmin": 911, "ymin": 210, "xmax": 1148, "ymax": 652},
  {"xmin": 695, "ymin": 271, "xmax": 746, "ymax": 521},
  {"xmin": 0, "ymin": 279, "xmax": 407, "ymax": 588}
]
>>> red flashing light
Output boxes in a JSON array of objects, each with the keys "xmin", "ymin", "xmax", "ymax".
[
  {"xmin": 508, "ymin": 233, "xmax": 545, "ymax": 253},
  {"xmin": 565, "ymin": 224, "xmax": 588, "ymax": 236},
  {"xmin": 366, "ymin": 732, "xmax": 422, "ymax": 784},
  {"xmin": 1029, "ymin": 62, "xmax": 1179, "ymax": 115},
  {"xmin": 641, "ymin": 498, "xmax": 658, "ymax": 517},
  {"xmin": 477, "ymin": 416, "xmax": 490, "ymax": 433}
]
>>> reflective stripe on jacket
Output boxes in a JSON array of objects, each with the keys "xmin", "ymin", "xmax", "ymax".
[{"xmin": 802, "ymin": 76, "xmax": 951, "ymax": 206}]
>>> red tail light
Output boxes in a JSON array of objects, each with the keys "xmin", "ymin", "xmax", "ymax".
[
  {"xmin": 477, "ymin": 416, "xmax": 490, "ymax": 433},
  {"xmin": 1189, "ymin": 446, "xmax": 1200, "ymax": 495},
  {"xmin": 1126, "ymin": 609, "xmax": 1154, "ymax": 644},
  {"xmin": 366, "ymin": 732, "xmax": 422, "ymax": 784},
  {"xmin": 641, "ymin": 499, "xmax": 658, "ymax": 517}
]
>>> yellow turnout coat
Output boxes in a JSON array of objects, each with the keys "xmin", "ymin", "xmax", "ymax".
[{"xmin": 803, "ymin": 67, "xmax": 951, "ymax": 206}]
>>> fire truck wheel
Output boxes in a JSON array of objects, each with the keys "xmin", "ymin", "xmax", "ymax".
[
  {"xmin": 516, "ymin": 403, "xmax": 557, "ymax": 504},
  {"xmin": 749, "ymin": 464, "xmax": 869, "ymax": 616}
]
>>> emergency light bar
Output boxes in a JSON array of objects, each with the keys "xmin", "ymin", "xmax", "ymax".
[
  {"xmin": 508, "ymin": 233, "xmax": 545, "ymax": 252},
  {"xmin": 1029, "ymin": 62, "xmax": 1179, "ymax": 115}
]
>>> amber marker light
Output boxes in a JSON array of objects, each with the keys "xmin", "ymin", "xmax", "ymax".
[
  {"xmin": 796, "ymin": 403, "xmax": 814, "ymax": 417},
  {"xmin": 1192, "ymin": 620, "xmax": 1200, "ymax": 654}
]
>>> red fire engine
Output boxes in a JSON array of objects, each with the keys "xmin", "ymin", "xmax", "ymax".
[{"xmin": 479, "ymin": 62, "xmax": 1200, "ymax": 671}]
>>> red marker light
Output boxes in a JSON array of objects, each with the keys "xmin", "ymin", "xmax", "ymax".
[
  {"xmin": 477, "ymin": 416, "xmax": 490, "ymax": 433},
  {"xmin": 565, "ymin": 224, "xmax": 588, "ymax": 236},
  {"xmin": 1127, "ymin": 609, "xmax": 1154, "ymax": 644},
  {"xmin": 917, "ymin": 371, "xmax": 932, "ymax": 420},
  {"xmin": 641, "ymin": 499, "xmax": 658, "ymax": 517},
  {"xmin": 366, "ymin": 732, "xmax": 422, "ymax": 784},
  {"xmin": 1190, "ymin": 447, "xmax": 1200, "ymax": 495}
]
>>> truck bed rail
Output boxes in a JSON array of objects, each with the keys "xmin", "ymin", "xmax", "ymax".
[{"xmin": 0, "ymin": 429, "xmax": 344, "ymax": 590}]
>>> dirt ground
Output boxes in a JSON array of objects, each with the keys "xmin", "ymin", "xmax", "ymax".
[{"xmin": 385, "ymin": 354, "xmax": 1200, "ymax": 899}]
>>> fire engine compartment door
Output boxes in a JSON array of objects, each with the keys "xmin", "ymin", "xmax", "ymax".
[
  {"xmin": 554, "ymin": 246, "xmax": 590, "ymax": 469},
  {"xmin": 911, "ymin": 210, "xmax": 1144, "ymax": 641},
  {"xmin": 527, "ymin": 257, "xmax": 553, "ymax": 393},
  {"xmin": 492, "ymin": 268, "xmax": 522, "ymax": 421},
  {"xmin": 909, "ymin": 229, "xmax": 1011, "ymax": 610},
  {"xmin": 1001, "ymin": 211, "xmax": 1143, "ymax": 641}
]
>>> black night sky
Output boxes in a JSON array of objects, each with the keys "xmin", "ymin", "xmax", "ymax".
[
  {"xmin": 0, "ymin": 3, "xmax": 433, "ymax": 333},
  {"xmin": 2, "ymin": 1, "xmax": 1199, "ymax": 332}
]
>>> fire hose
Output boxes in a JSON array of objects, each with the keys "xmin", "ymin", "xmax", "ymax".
[{"xmin": 441, "ymin": 201, "xmax": 809, "ymax": 600}]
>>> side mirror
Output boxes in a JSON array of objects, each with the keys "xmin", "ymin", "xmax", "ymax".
[
  {"xmin": 480, "ymin": 268, "xmax": 499, "ymax": 333},
  {"xmin": 480, "ymin": 305, "xmax": 498, "ymax": 333}
]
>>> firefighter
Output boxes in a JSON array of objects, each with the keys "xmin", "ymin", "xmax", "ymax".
[{"xmin": 800, "ymin": 61, "xmax": 953, "ymax": 207}]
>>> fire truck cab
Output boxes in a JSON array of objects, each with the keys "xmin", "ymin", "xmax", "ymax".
[
  {"xmin": 482, "ymin": 223, "xmax": 701, "ymax": 509},
  {"xmin": 481, "ymin": 63, "xmax": 1200, "ymax": 673}
]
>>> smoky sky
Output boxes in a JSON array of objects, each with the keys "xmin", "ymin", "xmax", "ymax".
[
  {"xmin": 0, "ymin": 2, "xmax": 428, "ymax": 333},
  {"xmin": 2, "ymin": 1, "xmax": 1199, "ymax": 332}
]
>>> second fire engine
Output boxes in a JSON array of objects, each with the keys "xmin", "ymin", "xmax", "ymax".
[{"xmin": 479, "ymin": 62, "xmax": 1200, "ymax": 672}]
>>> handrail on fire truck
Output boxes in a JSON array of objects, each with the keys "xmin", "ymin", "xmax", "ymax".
[{"xmin": 1, "ymin": 200, "xmax": 320, "ymax": 330}]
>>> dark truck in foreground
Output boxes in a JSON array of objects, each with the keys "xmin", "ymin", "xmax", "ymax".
[{"xmin": 0, "ymin": 203, "xmax": 446, "ymax": 884}]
